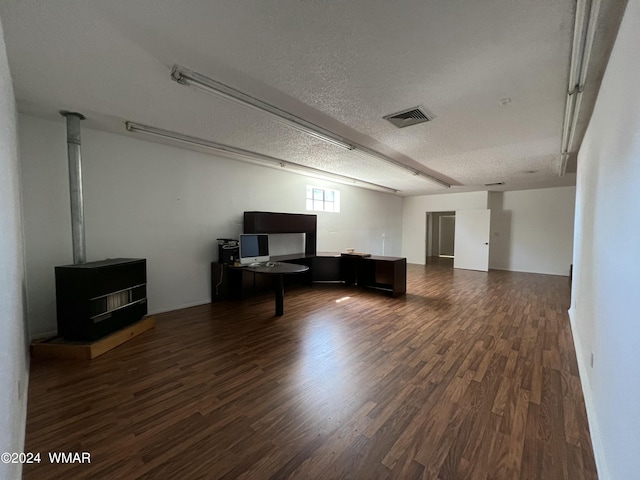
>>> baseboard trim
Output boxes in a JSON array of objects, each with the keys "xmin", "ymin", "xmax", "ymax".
[
  {"xmin": 489, "ymin": 266, "xmax": 570, "ymax": 277},
  {"xmin": 149, "ymin": 300, "xmax": 211, "ymax": 315},
  {"xmin": 568, "ymin": 307, "xmax": 610, "ymax": 480}
]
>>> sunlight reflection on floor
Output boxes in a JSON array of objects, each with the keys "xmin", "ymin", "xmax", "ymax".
[{"xmin": 293, "ymin": 316, "xmax": 362, "ymax": 423}]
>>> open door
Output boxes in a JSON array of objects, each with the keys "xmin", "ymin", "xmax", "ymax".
[{"xmin": 454, "ymin": 209, "xmax": 491, "ymax": 271}]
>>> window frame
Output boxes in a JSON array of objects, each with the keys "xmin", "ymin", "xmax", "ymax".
[{"xmin": 306, "ymin": 186, "xmax": 340, "ymax": 213}]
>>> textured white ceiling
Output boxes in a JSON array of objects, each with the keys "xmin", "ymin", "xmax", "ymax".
[{"xmin": 0, "ymin": 0, "xmax": 625, "ymax": 195}]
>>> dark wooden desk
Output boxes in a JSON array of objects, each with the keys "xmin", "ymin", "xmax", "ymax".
[
  {"xmin": 243, "ymin": 262, "xmax": 309, "ymax": 316},
  {"xmin": 211, "ymin": 253, "xmax": 406, "ymax": 304},
  {"xmin": 341, "ymin": 254, "xmax": 407, "ymax": 297}
]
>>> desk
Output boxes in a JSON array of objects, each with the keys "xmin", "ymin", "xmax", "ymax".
[
  {"xmin": 212, "ymin": 253, "xmax": 405, "ymax": 302},
  {"xmin": 243, "ymin": 262, "xmax": 309, "ymax": 316},
  {"xmin": 341, "ymin": 254, "xmax": 406, "ymax": 297}
]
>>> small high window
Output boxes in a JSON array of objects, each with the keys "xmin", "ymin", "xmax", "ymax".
[{"xmin": 306, "ymin": 186, "xmax": 340, "ymax": 213}]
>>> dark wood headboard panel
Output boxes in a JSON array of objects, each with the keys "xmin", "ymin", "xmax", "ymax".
[{"xmin": 244, "ymin": 211, "xmax": 317, "ymax": 255}]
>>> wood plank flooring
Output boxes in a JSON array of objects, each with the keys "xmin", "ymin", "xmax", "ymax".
[{"xmin": 23, "ymin": 260, "xmax": 597, "ymax": 479}]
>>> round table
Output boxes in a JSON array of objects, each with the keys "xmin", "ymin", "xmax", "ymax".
[{"xmin": 245, "ymin": 262, "xmax": 309, "ymax": 316}]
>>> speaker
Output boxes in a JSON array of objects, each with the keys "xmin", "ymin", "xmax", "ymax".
[{"xmin": 217, "ymin": 239, "xmax": 239, "ymax": 265}]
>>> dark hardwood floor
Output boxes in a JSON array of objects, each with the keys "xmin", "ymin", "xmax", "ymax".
[{"xmin": 23, "ymin": 262, "xmax": 597, "ymax": 479}]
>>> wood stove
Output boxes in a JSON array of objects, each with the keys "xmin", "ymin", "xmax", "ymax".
[{"xmin": 55, "ymin": 258, "xmax": 147, "ymax": 341}]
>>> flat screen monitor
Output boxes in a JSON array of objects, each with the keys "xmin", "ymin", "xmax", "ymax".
[{"xmin": 239, "ymin": 234, "xmax": 270, "ymax": 265}]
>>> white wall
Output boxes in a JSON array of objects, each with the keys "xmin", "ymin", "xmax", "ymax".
[
  {"xmin": 402, "ymin": 191, "xmax": 488, "ymax": 264},
  {"xmin": 0, "ymin": 18, "xmax": 28, "ymax": 480},
  {"xmin": 403, "ymin": 188, "xmax": 575, "ymax": 275},
  {"xmin": 19, "ymin": 114, "xmax": 403, "ymax": 337},
  {"xmin": 489, "ymin": 187, "xmax": 575, "ymax": 275},
  {"xmin": 570, "ymin": 1, "xmax": 640, "ymax": 479}
]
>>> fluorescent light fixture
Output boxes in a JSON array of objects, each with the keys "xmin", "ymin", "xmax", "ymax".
[
  {"xmin": 171, "ymin": 64, "xmax": 450, "ymax": 188},
  {"xmin": 559, "ymin": 152, "xmax": 570, "ymax": 175},
  {"xmin": 560, "ymin": 0, "xmax": 601, "ymax": 176},
  {"xmin": 125, "ymin": 121, "xmax": 398, "ymax": 193}
]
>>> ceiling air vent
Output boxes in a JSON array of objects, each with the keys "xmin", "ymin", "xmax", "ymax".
[
  {"xmin": 484, "ymin": 182, "xmax": 505, "ymax": 186},
  {"xmin": 384, "ymin": 106, "xmax": 435, "ymax": 128}
]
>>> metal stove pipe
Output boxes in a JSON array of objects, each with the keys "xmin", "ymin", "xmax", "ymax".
[{"xmin": 60, "ymin": 111, "xmax": 87, "ymax": 264}]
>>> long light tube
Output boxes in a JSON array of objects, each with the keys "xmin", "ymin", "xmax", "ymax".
[
  {"xmin": 559, "ymin": 90, "xmax": 576, "ymax": 162},
  {"xmin": 568, "ymin": 0, "xmax": 588, "ymax": 91},
  {"xmin": 567, "ymin": 0, "xmax": 601, "ymax": 154},
  {"xmin": 171, "ymin": 64, "xmax": 450, "ymax": 188},
  {"xmin": 125, "ymin": 121, "xmax": 398, "ymax": 193},
  {"xmin": 560, "ymin": 0, "xmax": 601, "ymax": 176}
]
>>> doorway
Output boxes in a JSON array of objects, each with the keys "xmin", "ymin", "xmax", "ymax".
[
  {"xmin": 425, "ymin": 211, "xmax": 456, "ymax": 266},
  {"xmin": 438, "ymin": 215, "xmax": 455, "ymax": 258}
]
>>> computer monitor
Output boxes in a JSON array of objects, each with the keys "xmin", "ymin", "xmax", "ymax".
[{"xmin": 239, "ymin": 234, "xmax": 270, "ymax": 265}]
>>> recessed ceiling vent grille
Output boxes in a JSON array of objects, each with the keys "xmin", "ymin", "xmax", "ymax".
[{"xmin": 384, "ymin": 106, "xmax": 435, "ymax": 128}]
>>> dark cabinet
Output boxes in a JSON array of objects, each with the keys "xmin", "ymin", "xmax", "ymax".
[
  {"xmin": 310, "ymin": 255, "xmax": 343, "ymax": 282},
  {"xmin": 244, "ymin": 211, "xmax": 317, "ymax": 255},
  {"xmin": 211, "ymin": 262, "xmax": 276, "ymax": 301},
  {"xmin": 355, "ymin": 256, "xmax": 407, "ymax": 297},
  {"xmin": 55, "ymin": 258, "xmax": 147, "ymax": 341}
]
